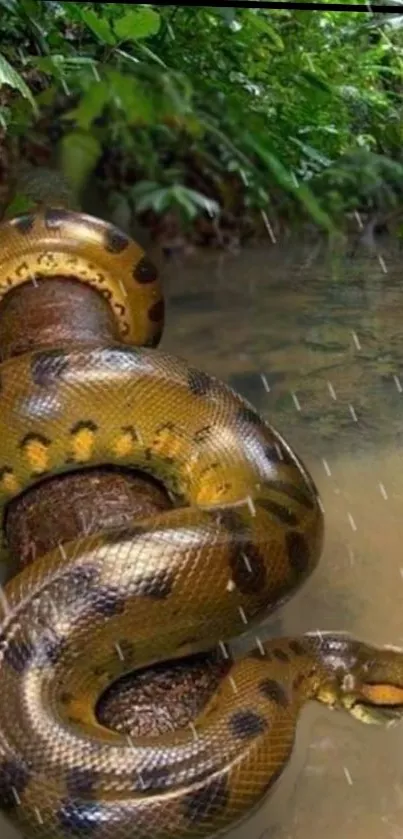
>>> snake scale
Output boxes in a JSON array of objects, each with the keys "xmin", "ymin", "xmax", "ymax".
[{"xmin": 0, "ymin": 201, "xmax": 402, "ymax": 839}]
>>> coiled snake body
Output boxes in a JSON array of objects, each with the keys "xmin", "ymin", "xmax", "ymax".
[{"xmin": 0, "ymin": 207, "xmax": 402, "ymax": 839}]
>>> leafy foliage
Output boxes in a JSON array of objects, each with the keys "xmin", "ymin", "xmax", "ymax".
[{"xmin": 1, "ymin": 2, "xmax": 403, "ymax": 233}]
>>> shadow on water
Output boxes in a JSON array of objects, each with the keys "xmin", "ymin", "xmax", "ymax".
[{"xmin": 3, "ymin": 238, "xmax": 403, "ymax": 839}]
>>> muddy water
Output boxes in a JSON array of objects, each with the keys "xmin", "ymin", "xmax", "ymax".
[
  {"xmin": 2, "ymin": 239, "xmax": 403, "ymax": 839},
  {"xmin": 162, "ymin": 241, "xmax": 403, "ymax": 839}
]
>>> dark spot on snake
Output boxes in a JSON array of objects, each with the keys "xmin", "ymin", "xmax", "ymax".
[
  {"xmin": 89, "ymin": 585, "xmax": 126, "ymax": 617},
  {"xmin": 138, "ymin": 570, "xmax": 174, "ymax": 600},
  {"xmin": 31, "ymin": 349, "xmax": 70, "ymax": 387},
  {"xmin": 3, "ymin": 637, "xmax": 35, "ymax": 673},
  {"xmin": 62, "ymin": 565, "xmax": 100, "ymax": 590},
  {"xmin": 293, "ymin": 672, "xmax": 305, "ymax": 690},
  {"xmin": 289, "ymin": 640, "xmax": 306, "ymax": 656},
  {"xmin": 273, "ymin": 647, "xmax": 289, "ymax": 663},
  {"xmin": 237, "ymin": 405, "xmax": 262, "ymax": 427},
  {"xmin": 193, "ymin": 424, "xmax": 213, "ymax": 444},
  {"xmin": 36, "ymin": 632, "xmax": 67, "ymax": 667},
  {"xmin": 134, "ymin": 765, "xmax": 172, "ymax": 792},
  {"xmin": 13, "ymin": 214, "xmax": 35, "ymax": 234},
  {"xmin": 0, "ymin": 466, "xmax": 13, "ymax": 482},
  {"xmin": 258, "ymin": 678, "xmax": 290, "ymax": 708},
  {"xmin": 19, "ymin": 431, "xmax": 51, "ymax": 450},
  {"xmin": 15, "ymin": 260, "xmax": 29, "ymax": 277},
  {"xmin": 133, "ymin": 256, "xmax": 158, "ymax": 284},
  {"xmin": 44, "ymin": 208, "xmax": 71, "ymax": 229},
  {"xmin": 182, "ymin": 774, "xmax": 229, "ymax": 824},
  {"xmin": 70, "ymin": 420, "xmax": 98, "ymax": 435},
  {"xmin": 187, "ymin": 369, "xmax": 213, "ymax": 397},
  {"xmin": 66, "ymin": 768, "xmax": 97, "ymax": 799},
  {"xmin": 59, "ymin": 566, "xmax": 102, "ymax": 614},
  {"xmin": 57, "ymin": 801, "xmax": 105, "ymax": 835},
  {"xmin": 271, "ymin": 481, "xmax": 314, "ymax": 510},
  {"xmin": 258, "ymin": 498, "xmax": 298, "ymax": 527},
  {"xmin": 121, "ymin": 424, "xmax": 138, "ymax": 441},
  {"xmin": 228, "ymin": 709, "xmax": 268, "ymax": 740},
  {"xmin": 264, "ymin": 443, "xmax": 294, "ymax": 466},
  {"xmin": 286, "ymin": 531, "xmax": 311, "ymax": 574},
  {"xmin": 3, "ymin": 629, "xmax": 66, "ymax": 672},
  {"xmin": 60, "ymin": 691, "xmax": 74, "ymax": 704},
  {"xmin": 219, "ymin": 509, "xmax": 248, "ymax": 535},
  {"xmin": 148, "ymin": 298, "xmax": 165, "ymax": 323},
  {"xmin": 229, "ymin": 542, "xmax": 267, "ymax": 596},
  {"xmin": 0, "ymin": 758, "xmax": 30, "ymax": 810},
  {"xmin": 104, "ymin": 226, "xmax": 130, "ymax": 254}
]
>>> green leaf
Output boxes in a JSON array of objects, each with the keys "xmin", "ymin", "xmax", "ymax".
[
  {"xmin": 116, "ymin": 46, "xmax": 166, "ymax": 70},
  {"xmin": 80, "ymin": 8, "xmax": 116, "ymax": 45},
  {"xmin": 261, "ymin": 22, "xmax": 284, "ymax": 50},
  {"xmin": 245, "ymin": 135, "xmax": 336, "ymax": 233},
  {"xmin": 298, "ymin": 70, "xmax": 333, "ymax": 94},
  {"xmin": 114, "ymin": 8, "xmax": 161, "ymax": 41},
  {"xmin": 179, "ymin": 187, "xmax": 219, "ymax": 216},
  {"xmin": 296, "ymin": 183, "xmax": 337, "ymax": 233},
  {"xmin": 60, "ymin": 2, "xmax": 84, "ymax": 22},
  {"xmin": 59, "ymin": 131, "xmax": 102, "ymax": 199},
  {"xmin": 66, "ymin": 81, "xmax": 110, "ymax": 130},
  {"xmin": 20, "ymin": 0, "xmax": 40, "ymax": 17},
  {"xmin": 131, "ymin": 180, "xmax": 161, "ymax": 198},
  {"xmin": 106, "ymin": 71, "xmax": 155, "ymax": 125},
  {"xmin": 131, "ymin": 181, "xmax": 217, "ymax": 220},
  {"xmin": 148, "ymin": 188, "xmax": 171, "ymax": 215},
  {"xmin": 0, "ymin": 0, "xmax": 18, "ymax": 11},
  {"xmin": 133, "ymin": 188, "xmax": 168, "ymax": 214},
  {"xmin": 0, "ymin": 54, "xmax": 38, "ymax": 114},
  {"xmin": 290, "ymin": 137, "xmax": 332, "ymax": 167},
  {"xmin": 247, "ymin": 12, "xmax": 284, "ymax": 50},
  {"xmin": 172, "ymin": 187, "xmax": 199, "ymax": 220}
]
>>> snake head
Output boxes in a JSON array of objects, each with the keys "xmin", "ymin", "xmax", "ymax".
[
  {"xmin": 338, "ymin": 642, "xmax": 403, "ymax": 726},
  {"xmin": 306, "ymin": 633, "xmax": 403, "ymax": 726}
]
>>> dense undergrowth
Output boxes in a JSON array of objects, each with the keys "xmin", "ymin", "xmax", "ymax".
[{"xmin": 1, "ymin": 2, "xmax": 403, "ymax": 247}]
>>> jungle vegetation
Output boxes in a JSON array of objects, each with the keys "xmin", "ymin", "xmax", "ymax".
[{"xmin": 1, "ymin": 2, "xmax": 403, "ymax": 244}]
